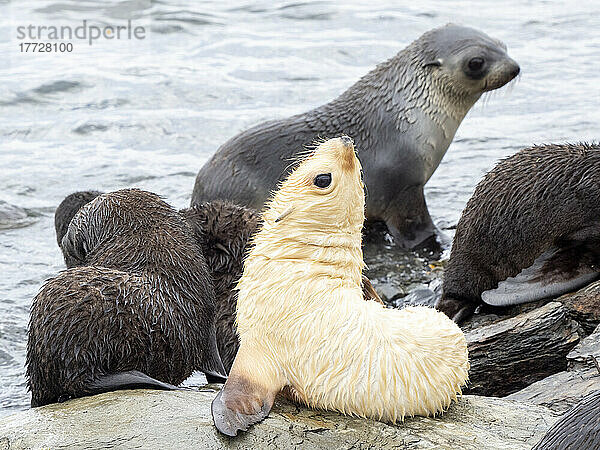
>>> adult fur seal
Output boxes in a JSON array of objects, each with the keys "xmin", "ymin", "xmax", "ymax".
[
  {"xmin": 532, "ymin": 389, "xmax": 600, "ymax": 450},
  {"xmin": 54, "ymin": 193, "xmax": 383, "ymax": 375},
  {"xmin": 191, "ymin": 24, "xmax": 520, "ymax": 249},
  {"xmin": 27, "ymin": 189, "xmax": 224, "ymax": 407},
  {"xmin": 211, "ymin": 137, "xmax": 469, "ymax": 436},
  {"xmin": 437, "ymin": 143, "xmax": 600, "ymax": 324}
]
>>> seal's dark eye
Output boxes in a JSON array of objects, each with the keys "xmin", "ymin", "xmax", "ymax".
[
  {"xmin": 468, "ymin": 57, "xmax": 484, "ymax": 72},
  {"xmin": 314, "ymin": 173, "xmax": 332, "ymax": 188}
]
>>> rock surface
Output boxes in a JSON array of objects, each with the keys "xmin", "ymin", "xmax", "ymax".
[
  {"xmin": 506, "ymin": 368, "xmax": 600, "ymax": 414},
  {"xmin": 465, "ymin": 302, "xmax": 580, "ymax": 397},
  {"xmin": 567, "ymin": 324, "xmax": 600, "ymax": 370},
  {"xmin": 557, "ymin": 281, "xmax": 600, "ymax": 335},
  {"xmin": 0, "ymin": 389, "xmax": 559, "ymax": 450},
  {"xmin": 507, "ymin": 324, "xmax": 600, "ymax": 413}
]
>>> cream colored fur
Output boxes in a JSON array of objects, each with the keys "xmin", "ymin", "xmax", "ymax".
[{"xmin": 235, "ymin": 137, "xmax": 469, "ymax": 422}]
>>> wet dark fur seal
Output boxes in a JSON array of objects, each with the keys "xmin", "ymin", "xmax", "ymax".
[
  {"xmin": 532, "ymin": 389, "xmax": 600, "ymax": 450},
  {"xmin": 53, "ymin": 192, "xmax": 384, "ymax": 376},
  {"xmin": 437, "ymin": 143, "xmax": 600, "ymax": 323},
  {"xmin": 181, "ymin": 201, "xmax": 261, "ymax": 374},
  {"xmin": 53, "ymin": 191, "xmax": 258, "ymax": 375},
  {"xmin": 27, "ymin": 189, "xmax": 224, "ymax": 407},
  {"xmin": 191, "ymin": 23, "xmax": 520, "ymax": 249}
]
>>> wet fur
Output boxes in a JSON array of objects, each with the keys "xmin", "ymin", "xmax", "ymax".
[
  {"xmin": 54, "ymin": 194, "xmax": 383, "ymax": 375},
  {"xmin": 192, "ymin": 24, "xmax": 519, "ymax": 249},
  {"xmin": 438, "ymin": 143, "xmax": 600, "ymax": 322},
  {"xmin": 54, "ymin": 190, "xmax": 102, "ymax": 247},
  {"xmin": 214, "ymin": 138, "xmax": 469, "ymax": 435},
  {"xmin": 27, "ymin": 189, "xmax": 221, "ymax": 406},
  {"xmin": 181, "ymin": 202, "xmax": 261, "ymax": 373}
]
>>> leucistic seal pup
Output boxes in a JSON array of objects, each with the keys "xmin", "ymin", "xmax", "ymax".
[
  {"xmin": 211, "ymin": 137, "xmax": 469, "ymax": 436},
  {"xmin": 437, "ymin": 143, "xmax": 600, "ymax": 323},
  {"xmin": 27, "ymin": 189, "xmax": 224, "ymax": 407},
  {"xmin": 192, "ymin": 23, "xmax": 520, "ymax": 249}
]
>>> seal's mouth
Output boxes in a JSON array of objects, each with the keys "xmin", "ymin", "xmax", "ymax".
[
  {"xmin": 483, "ymin": 60, "xmax": 520, "ymax": 92},
  {"xmin": 337, "ymin": 135, "xmax": 357, "ymax": 172}
]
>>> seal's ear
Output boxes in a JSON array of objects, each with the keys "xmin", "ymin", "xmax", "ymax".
[{"xmin": 423, "ymin": 58, "xmax": 443, "ymax": 68}]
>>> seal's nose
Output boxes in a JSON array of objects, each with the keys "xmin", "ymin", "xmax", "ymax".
[
  {"xmin": 339, "ymin": 135, "xmax": 354, "ymax": 147},
  {"xmin": 508, "ymin": 60, "xmax": 520, "ymax": 79}
]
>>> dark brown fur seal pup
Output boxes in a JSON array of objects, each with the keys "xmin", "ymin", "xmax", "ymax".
[
  {"xmin": 182, "ymin": 201, "xmax": 261, "ymax": 374},
  {"xmin": 191, "ymin": 23, "xmax": 520, "ymax": 249},
  {"xmin": 53, "ymin": 192, "xmax": 259, "ymax": 375},
  {"xmin": 27, "ymin": 189, "xmax": 224, "ymax": 407},
  {"xmin": 437, "ymin": 143, "xmax": 600, "ymax": 323},
  {"xmin": 532, "ymin": 389, "xmax": 600, "ymax": 450},
  {"xmin": 54, "ymin": 193, "xmax": 383, "ymax": 376}
]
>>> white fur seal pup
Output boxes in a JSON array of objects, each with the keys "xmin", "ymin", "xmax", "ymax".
[
  {"xmin": 192, "ymin": 24, "xmax": 520, "ymax": 249},
  {"xmin": 437, "ymin": 143, "xmax": 600, "ymax": 323},
  {"xmin": 211, "ymin": 137, "xmax": 469, "ymax": 436}
]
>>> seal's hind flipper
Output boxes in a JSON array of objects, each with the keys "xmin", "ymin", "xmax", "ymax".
[
  {"xmin": 482, "ymin": 245, "xmax": 599, "ymax": 306},
  {"xmin": 87, "ymin": 370, "xmax": 180, "ymax": 394},
  {"xmin": 211, "ymin": 345, "xmax": 283, "ymax": 436}
]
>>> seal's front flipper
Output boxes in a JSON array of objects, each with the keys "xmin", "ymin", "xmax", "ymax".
[
  {"xmin": 211, "ymin": 345, "xmax": 283, "ymax": 436},
  {"xmin": 87, "ymin": 370, "xmax": 180, "ymax": 394},
  {"xmin": 212, "ymin": 385, "xmax": 274, "ymax": 436},
  {"xmin": 482, "ymin": 245, "xmax": 600, "ymax": 306},
  {"xmin": 436, "ymin": 296, "xmax": 477, "ymax": 324},
  {"xmin": 383, "ymin": 186, "xmax": 444, "ymax": 253}
]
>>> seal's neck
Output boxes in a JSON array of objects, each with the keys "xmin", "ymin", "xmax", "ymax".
[
  {"xmin": 330, "ymin": 47, "xmax": 479, "ymax": 140},
  {"xmin": 252, "ymin": 223, "xmax": 363, "ymax": 279},
  {"xmin": 236, "ymin": 221, "xmax": 364, "ymax": 320}
]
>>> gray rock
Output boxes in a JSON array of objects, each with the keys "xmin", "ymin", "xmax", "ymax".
[
  {"xmin": 567, "ymin": 324, "xmax": 600, "ymax": 370},
  {"xmin": 506, "ymin": 324, "xmax": 600, "ymax": 413},
  {"xmin": 557, "ymin": 281, "xmax": 600, "ymax": 335},
  {"xmin": 466, "ymin": 302, "xmax": 580, "ymax": 396},
  {"xmin": 506, "ymin": 368, "xmax": 600, "ymax": 414},
  {"xmin": 0, "ymin": 389, "xmax": 558, "ymax": 450}
]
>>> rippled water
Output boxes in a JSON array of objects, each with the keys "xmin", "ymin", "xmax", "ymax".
[{"xmin": 1, "ymin": 0, "xmax": 599, "ymax": 416}]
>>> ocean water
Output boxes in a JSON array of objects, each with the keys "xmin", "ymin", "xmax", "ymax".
[{"xmin": 0, "ymin": 0, "xmax": 598, "ymax": 416}]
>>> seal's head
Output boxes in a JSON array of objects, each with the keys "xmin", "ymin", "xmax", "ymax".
[
  {"xmin": 419, "ymin": 24, "xmax": 520, "ymax": 100},
  {"xmin": 61, "ymin": 189, "xmax": 191, "ymax": 271},
  {"xmin": 262, "ymin": 135, "xmax": 365, "ymax": 234}
]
